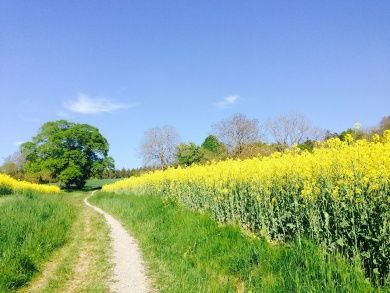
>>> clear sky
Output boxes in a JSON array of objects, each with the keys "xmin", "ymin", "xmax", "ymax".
[{"xmin": 1, "ymin": 1, "xmax": 389, "ymax": 168}]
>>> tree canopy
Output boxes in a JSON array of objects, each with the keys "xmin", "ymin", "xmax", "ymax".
[
  {"xmin": 176, "ymin": 143, "xmax": 202, "ymax": 167},
  {"xmin": 201, "ymin": 135, "xmax": 225, "ymax": 153},
  {"xmin": 175, "ymin": 136, "xmax": 228, "ymax": 167},
  {"xmin": 21, "ymin": 120, "xmax": 114, "ymax": 189}
]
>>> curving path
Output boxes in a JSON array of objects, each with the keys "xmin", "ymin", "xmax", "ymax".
[{"xmin": 85, "ymin": 191, "xmax": 152, "ymax": 293}]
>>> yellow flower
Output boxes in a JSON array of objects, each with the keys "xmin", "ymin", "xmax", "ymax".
[
  {"xmin": 0, "ymin": 173, "xmax": 60, "ymax": 194},
  {"xmin": 103, "ymin": 132, "xmax": 390, "ymax": 205}
]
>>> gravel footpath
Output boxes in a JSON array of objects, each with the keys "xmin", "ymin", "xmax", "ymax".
[{"xmin": 85, "ymin": 191, "xmax": 152, "ymax": 293}]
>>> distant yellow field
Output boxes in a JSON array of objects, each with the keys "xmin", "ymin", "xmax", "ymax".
[
  {"xmin": 0, "ymin": 173, "xmax": 60, "ymax": 194},
  {"xmin": 104, "ymin": 132, "xmax": 390, "ymax": 201}
]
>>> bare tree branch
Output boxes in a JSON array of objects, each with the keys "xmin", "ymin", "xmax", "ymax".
[
  {"xmin": 139, "ymin": 126, "xmax": 180, "ymax": 168},
  {"xmin": 266, "ymin": 113, "xmax": 311, "ymax": 146},
  {"xmin": 212, "ymin": 113, "xmax": 261, "ymax": 154}
]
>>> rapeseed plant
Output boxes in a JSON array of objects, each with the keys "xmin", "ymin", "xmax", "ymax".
[
  {"xmin": 104, "ymin": 131, "xmax": 390, "ymax": 284},
  {"xmin": 0, "ymin": 173, "xmax": 60, "ymax": 194}
]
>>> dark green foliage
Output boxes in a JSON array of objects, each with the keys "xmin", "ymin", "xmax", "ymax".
[
  {"xmin": 101, "ymin": 166, "xmax": 159, "ymax": 179},
  {"xmin": 21, "ymin": 120, "xmax": 114, "ymax": 189},
  {"xmin": 0, "ymin": 185, "xmax": 13, "ymax": 196},
  {"xmin": 175, "ymin": 136, "xmax": 228, "ymax": 167},
  {"xmin": 201, "ymin": 135, "xmax": 225, "ymax": 153},
  {"xmin": 200, "ymin": 135, "xmax": 228, "ymax": 161},
  {"xmin": 0, "ymin": 194, "xmax": 76, "ymax": 291},
  {"xmin": 297, "ymin": 139, "xmax": 316, "ymax": 151},
  {"xmin": 90, "ymin": 192, "xmax": 378, "ymax": 292},
  {"xmin": 175, "ymin": 136, "xmax": 226, "ymax": 167},
  {"xmin": 176, "ymin": 143, "xmax": 203, "ymax": 166},
  {"xmin": 338, "ymin": 128, "xmax": 365, "ymax": 141}
]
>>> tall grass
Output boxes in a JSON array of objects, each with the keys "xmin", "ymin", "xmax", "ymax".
[
  {"xmin": 0, "ymin": 193, "xmax": 77, "ymax": 292},
  {"xmin": 91, "ymin": 192, "xmax": 380, "ymax": 292}
]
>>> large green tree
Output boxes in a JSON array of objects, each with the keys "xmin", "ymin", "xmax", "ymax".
[{"xmin": 21, "ymin": 120, "xmax": 114, "ymax": 189}]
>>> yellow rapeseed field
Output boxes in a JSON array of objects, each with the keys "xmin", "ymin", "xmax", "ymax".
[
  {"xmin": 0, "ymin": 173, "xmax": 60, "ymax": 194},
  {"xmin": 104, "ymin": 132, "xmax": 390, "ymax": 282}
]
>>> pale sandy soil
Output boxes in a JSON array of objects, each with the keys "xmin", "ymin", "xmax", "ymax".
[{"xmin": 85, "ymin": 191, "xmax": 152, "ymax": 293}]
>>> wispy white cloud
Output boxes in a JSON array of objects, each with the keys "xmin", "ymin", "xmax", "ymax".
[
  {"xmin": 215, "ymin": 95, "xmax": 239, "ymax": 109},
  {"xmin": 63, "ymin": 93, "xmax": 135, "ymax": 114},
  {"xmin": 15, "ymin": 141, "xmax": 25, "ymax": 147}
]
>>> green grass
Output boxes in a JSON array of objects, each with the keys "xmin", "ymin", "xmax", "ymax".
[
  {"xmin": 20, "ymin": 192, "xmax": 111, "ymax": 293},
  {"xmin": 90, "ymin": 192, "xmax": 381, "ymax": 293},
  {"xmin": 0, "ymin": 193, "xmax": 77, "ymax": 292},
  {"xmin": 83, "ymin": 178, "xmax": 120, "ymax": 191},
  {"xmin": 0, "ymin": 196, "xmax": 11, "ymax": 205}
]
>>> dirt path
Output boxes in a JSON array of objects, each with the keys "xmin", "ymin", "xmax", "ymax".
[
  {"xmin": 21, "ymin": 192, "xmax": 111, "ymax": 293},
  {"xmin": 85, "ymin": 191, "xmax": 152, "ymax": 293}
]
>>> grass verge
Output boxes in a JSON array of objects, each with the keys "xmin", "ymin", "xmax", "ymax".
[
  {"xmin": 90, "ymin": 192, "xmax": 382, "ymax": 293},
  {"xmin": 0, "ymin": 193, "xmax": 76, "ymax": 292},
  {"xmin": 20, "ymin": 192, "xmax": 112, "ymax": 293},
  {"xmin": 83, "ymin": 179, "xmax": 120, "ymax": 191}
]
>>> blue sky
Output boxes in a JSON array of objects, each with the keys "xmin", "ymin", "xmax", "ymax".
[{"xmin": 1, "ymin": 1, "xmax": 389, "ymax": 168}]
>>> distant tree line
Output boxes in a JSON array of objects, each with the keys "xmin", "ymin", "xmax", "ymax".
[
  {"xmin": 100, "ymin": 166, "xmax": 160, "ymax": 179},
  {"xmin": 138, "ymin": 113, "xmax": 390, "ymax": 169},
  {"xmin": 1, "ymin": 115, "xmax": 390, "ymax": 183}
]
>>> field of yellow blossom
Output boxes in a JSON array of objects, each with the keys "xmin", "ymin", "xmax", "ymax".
[
  {"xmin": 104, "ymin": 132, "xmax": 390, "ymax": 284},
  {"xmin": 0, "ymin": 173, "xmax": 60, "ymax": 195}
]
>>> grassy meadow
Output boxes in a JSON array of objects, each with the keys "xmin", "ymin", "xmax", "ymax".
[
  {"xmin": 20, "ymin": 192, "xmax": 112, "ymax": 293},
  {"xmin": 0, "ymin": 186, "xmax": 111, "ymax": 292},
  {"xmin": 0, "ymin": 193, "xmax": 75, "ymax": 291},
  {"xmin": 2, "ymin": 1, "xmax": 389, "ymax": 291},
  {"xmin": 83, "ymin": 178, "xmax": 120, "ymax": 191},
  {"xmin": 0, "ymin": 134, "xmax": 389, "ymax": 292}
]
